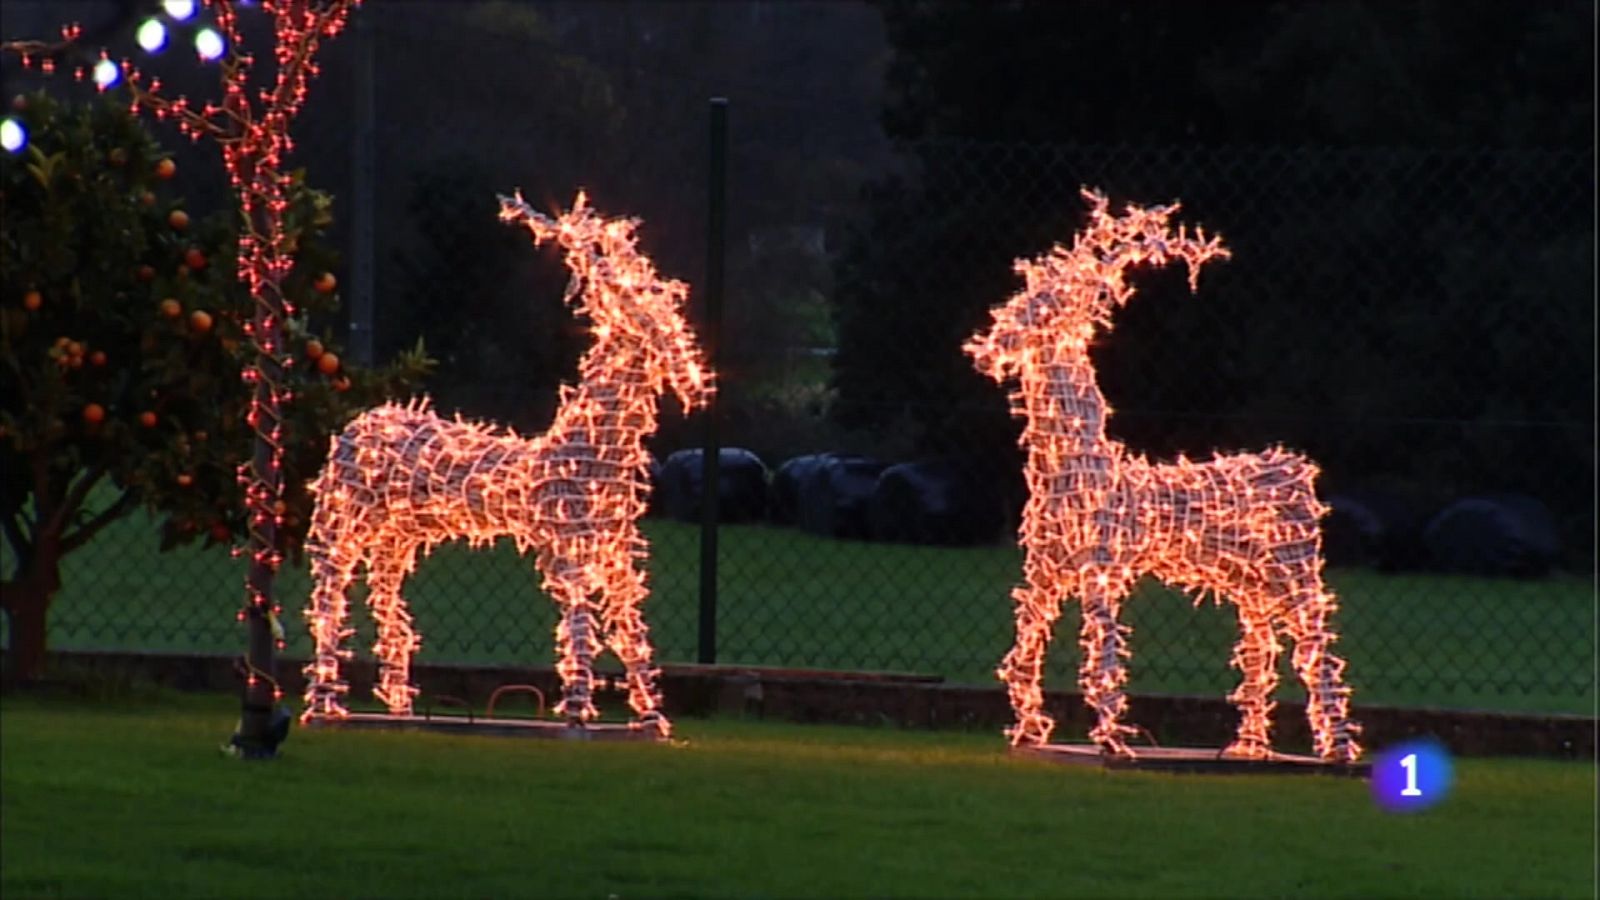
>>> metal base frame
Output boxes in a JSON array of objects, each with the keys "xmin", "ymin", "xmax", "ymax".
[
  {"xmin": 303, "ymin": 711, "xmax": 666, "ymax": 741},
  {"xmin": 1014, "ymin": 742, "xmax": 1370, "ymax": 777}
]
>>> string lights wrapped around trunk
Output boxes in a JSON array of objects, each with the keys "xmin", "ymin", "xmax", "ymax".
[
  {"xmin": 965, "ymin": 188, "xmax": 1360, "ymax": 763},
  {"xmin": 6, "ymin": 0, "xmax": 360, "ymax": 755},
  {"xmin": 301, "ymin": 191, "xmax": 711, "ymax": 736}
]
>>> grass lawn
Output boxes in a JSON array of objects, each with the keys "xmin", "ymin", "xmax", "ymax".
[
  {"xmin": 7, "ymin": 512, "xmax": 1595, "ymax": 713},
  {"xmin": 1, "ymin": 691, "xmax": 1594, "ymax": 899}
]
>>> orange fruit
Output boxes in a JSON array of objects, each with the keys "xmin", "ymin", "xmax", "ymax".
[
  {"xmin": 136, "ymin": 264, "xmax": 156, "ymax": 282},
  {"xmin": 139, "ymin": 191, "xmax": 156, "ymax": 208},
  {"xmin": 188, "ymin": 310, "xmax": 213, "ymax": 333},
  {"xmin": 159, "ymin": 298, "xmax": 182, "ymax": 319},
  {"xmin": 176, "ymin": 473, "xmax": 194, "ymax": 488},
  {"xmin": 22, "ymin": 290, "xmax": 41, "ymax": 311},
  {"xmin": 316, "ymin": 351, "xmax": 340, "ymax": 376},
  {"xmin": 332, "ymin": 375, "xmax": 351, "ymax": 393},
  {"xmin": 89, "ymin": 350, "xmax": 107, "ymax": 367},
  {"xmin": 82, "ymin": 403, "xmax": 106, "ymax": 425},
  {"xmin": 303, "ymin": 338, "xmax": 324, "ymax": 360},
  {"xmin": 184, "ymin": 248, "xmax": 206, "ymax": 270},
  {"xmin": 154, "ymin": 158, "xmax": 176, "ymax": 180},
  {"xmin": 313, "ymin": 272, "xmax": 337, "ymax": 294},
  {"xmin": 167, "ymin": 209, "xmax": 189, "ymax": 231},
  {"xmin": 138, "ymin": 411, "xmax": 158, "ymax": 428}
]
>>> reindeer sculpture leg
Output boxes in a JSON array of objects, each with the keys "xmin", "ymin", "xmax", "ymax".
[
  {"xmin": 1285, "ymin": 588, "xmax": 1360, "ymax": 762},
  {"xmin": 598, "ymin": 534, "xmax": 669, "ymax": 735},
  {"xmin": 303, "ymin": 538, "xmax": 362, "ymax": 719},
  {"xmin": 365, "ymin": 535, "xmax": 422, "ymax": 715},
  {"xmin": 539, "ymin": 552, "xmax": 603, "ymax": 725},
  {"xmin": 1000, "ymin": 582, "xmax": 1061, "ymax": 745},
  {"xmin": 555, "ymin": 597, "xmax": 601, "ymax": 724},
  {"xmin": 1078, "ymin": 570, "xmax": 1138, "ymax": 756},
  {"xmin": 1277, "ymin": 480, "xmax": 1360, "ymax": 762},
  {"xmin": 1225, "ymin": 600, "xmax": 1283, "ymax": 758}
]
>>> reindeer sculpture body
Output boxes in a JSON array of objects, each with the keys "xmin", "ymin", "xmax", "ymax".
[
  {"xmin": 965, "ymin": 189, "xmax": 1359, "ymax": 762},
  {"xmin": 301, "ymin": 192, "xmax": 711, "ymax": 735}
]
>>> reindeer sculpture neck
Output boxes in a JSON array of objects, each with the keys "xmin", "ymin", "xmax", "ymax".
[
  {"xmin": 969, "ymin": 189, "xmax": 1230, "ymax": 460},
  {"xmin": 499, "ymin": 190, "xmax": 711, "ymax": 450},
  {"xmin": 1023, "ymin": 351, "xmax": 1111, "ymax": 453},
  {"xmin": 549, "ymin": 338, "xmax": 658, "ymax": 449}
]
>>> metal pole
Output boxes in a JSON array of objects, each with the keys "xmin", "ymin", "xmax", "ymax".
[
  {"xmin": 697, "ymin": 97, "xmax": 727, "ymax": 665},
  {"xmin": 347, "ymin": 8, "xmax": 376, "ymax": 365}
]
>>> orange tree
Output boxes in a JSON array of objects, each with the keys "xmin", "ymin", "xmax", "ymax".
[{"xmin": 0, "ymin": 92, "xmax": 429, "ymax": 682}]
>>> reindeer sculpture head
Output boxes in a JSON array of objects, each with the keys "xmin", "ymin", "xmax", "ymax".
[
  {"xmin": 498, "ymin": 190, "xmax": 713, "ymax": 411},
  {"xmin": 965, "ymin": 188, "xmax": 1231, "ymax": 381}
]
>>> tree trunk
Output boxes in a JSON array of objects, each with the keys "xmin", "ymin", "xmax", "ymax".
[
  {"xmin": 1, "ymin": 553, "xmax": 61, "ymax": 685},
  {"xmin": 232, "ymin": 189, "xmax": 288, "ymax": 757}
]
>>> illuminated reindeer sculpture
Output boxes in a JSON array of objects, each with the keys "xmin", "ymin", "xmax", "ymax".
[
  {"xmin": 965, "ymin": 189, "xmax": 1360, "ymax": 762},
  {"xmin": 301, "ymin": 192, "xmax": 711, "ymax": 736}
]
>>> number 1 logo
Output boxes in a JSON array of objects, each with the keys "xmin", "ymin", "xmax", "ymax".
[
  {"xmin": 1399, "ymin": 753, "xmax": 1423, "ymax": 797},
  {"xmin": 1373, "ymin": 740, "xmax": 1453, "ymax": 812}
]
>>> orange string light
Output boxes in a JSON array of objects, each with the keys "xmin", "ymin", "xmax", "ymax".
[
  {"xmin": 302, "ymin": 192, "xmax": 712, "ymax": 736},
  {"xmin": 965, "ymin": 188, "xmax": 1360, "ymax": 763}
]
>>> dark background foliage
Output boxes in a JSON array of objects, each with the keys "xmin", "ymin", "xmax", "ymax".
[
  {"xmin": 831, "ymin": 0, "xmax": 1594, "ymax": 559},
  {"xmin": 0, "ymin": 0, "xmax": 1590, "ymax": 700}
]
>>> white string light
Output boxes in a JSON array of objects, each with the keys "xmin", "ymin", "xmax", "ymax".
[
  {"xmin": 194, "ymin": 27, "xmax": 225, "ymax": 62},
  {"xmin": 136, "ymin": 18, "xmax": 168, "ymax": 53},
  {"xmin": 92, "ymin": 57, "xmax": 120, "ymax": 88},
  {"xmin": 0, "ymin": 117, "xmax": 25, "ymax": 153},
  {"xmin": 162, "ymin": 0, "xmax": 198, "ymax": 23}
]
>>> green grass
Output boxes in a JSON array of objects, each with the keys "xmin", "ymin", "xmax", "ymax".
[
  {"xmin": 2, "ymin": 692, "xmax": 1593, "ymax": 899},
  {"xmin": 6, "ymin": 512, "xmax": 1595, "ymax": 713}
]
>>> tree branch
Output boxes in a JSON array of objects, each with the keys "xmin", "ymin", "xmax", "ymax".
[
  {"xmin": 122, "ymin": 77, "xmax": 229, "ymax": 140},
  {"xmin": 61, "ymin": 488, "xmax": 137, "ymax": 553},
  {"xmin": 40, "ymin": 464, "xmax": 105, "ymax": 540},
  {"xmin": 263, "ymin": 0, "xmax": 354, "ymax": 133},
  {"xmin": 0, "ymin": 510, "xmax": 31, "ymax": 564},
  {"xmin": 0, "ymin": 0, "xmax": 140, "ymax": 89},
  {"xmin": 1, "ymin": 2, "xmax": 227, "ymax": 142},
  {"xmin": 30, "ymin": 449, "xmax": 54, "ymax": 539}
]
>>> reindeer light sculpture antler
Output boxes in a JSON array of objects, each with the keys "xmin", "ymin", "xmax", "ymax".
[
  {"xmin": 966, "ymin": 188, "xmax": 1360, "ymax": 762},
  {"xmin": 302, "ymin": 191, "xmax": 712, "ymax": 735}
]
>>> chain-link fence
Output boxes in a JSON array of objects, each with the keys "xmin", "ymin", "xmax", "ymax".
[
  {"xmin": 2, "ymin": 1, "xmax": 1593, "ymax": 716},
  {"xmin": 709, "ymin": 138, "xmax": 1594, "ymax": 714}
]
